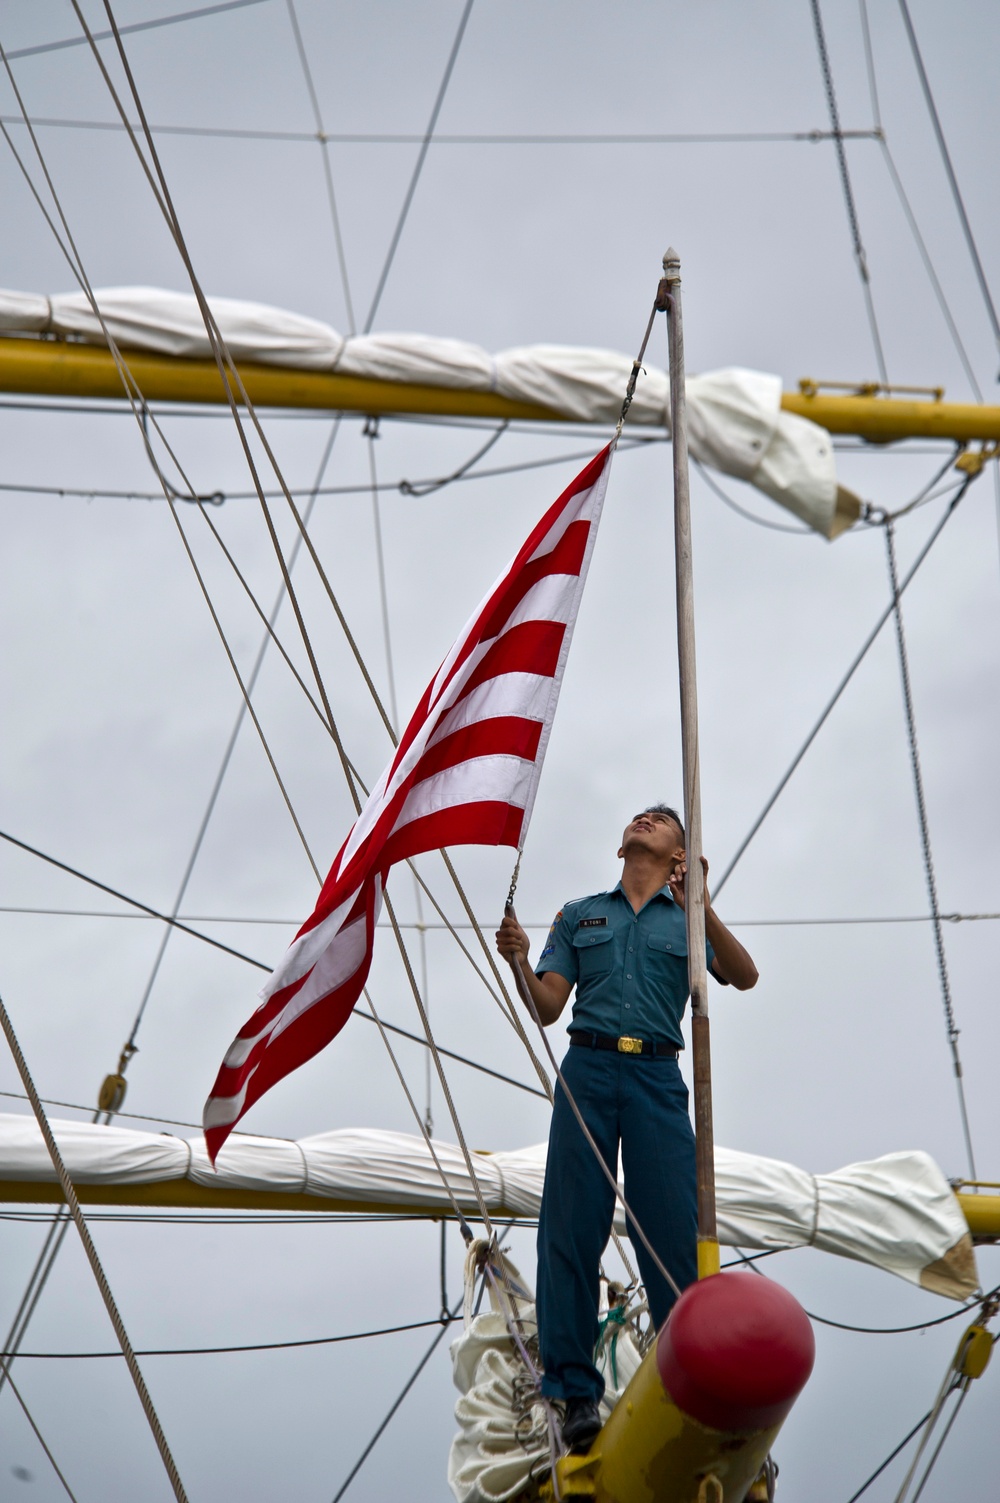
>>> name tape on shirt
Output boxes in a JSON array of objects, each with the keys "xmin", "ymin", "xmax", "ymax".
[{"xmin": 577, "ymin": 916, "xmax": 608, "ymax": 929}]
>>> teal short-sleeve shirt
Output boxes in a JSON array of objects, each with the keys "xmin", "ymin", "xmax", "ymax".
[{"xmin": 534, "ymin": 881, "xmax": 722, "ymax": 1048}]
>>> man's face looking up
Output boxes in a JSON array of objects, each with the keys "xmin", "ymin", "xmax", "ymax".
[{"xmin": 618, "ymin": 810, "xmax": 686, "ymax": 871}]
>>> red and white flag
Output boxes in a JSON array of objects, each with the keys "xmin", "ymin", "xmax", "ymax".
[{"xmin": 203, "ymin": 445, "xmax": 614, "ymax": 1160}]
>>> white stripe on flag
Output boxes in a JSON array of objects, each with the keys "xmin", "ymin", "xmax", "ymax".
[
  {"xmin": 394, "ymin": 755, "xmax": 537, "ymax": 832},
  {"xmin": 270, "ymin": 904, "xmax": 375, "ymax": 1041},
  {"xmin": 426, "ymin": 673, "xmax": 555, "ymax": 749}
]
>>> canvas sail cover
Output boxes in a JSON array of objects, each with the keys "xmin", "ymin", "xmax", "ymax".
[
  {"xmin": 0, "ymin": 285, "xmax": 855, "ymax": 537},
  {"xmin": 0, "ymin": 1114, "xmax": 976, "ymax": 1299}
]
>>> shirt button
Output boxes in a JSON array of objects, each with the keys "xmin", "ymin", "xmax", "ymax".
[
  {"xmin": 628, "ymin": 946, "xmax": 634, "ymax": 952},
  {"xmin": 626, "ymin": 973, "xmax": 632, "ymax": 979},
  {"xmin": 625, "ymin": 1003, "xmax": 631, "ymax": 1009}
]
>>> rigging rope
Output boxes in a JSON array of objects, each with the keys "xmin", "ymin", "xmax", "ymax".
[
  {"xmin": 2, "ymin": 1364, "xmax": 80, "ymax": 1501},
  {"xmin": 362, "ymin": 0, "xmax": 476, "ymax": 332},
  {"xmin": 0, "ymin": 114, "xmax": 885, "ymax": 147},
  {"xmin": 0, "ymin": 1210, "xmax": 72, "ymax": 1399},
  {"xmin": 329, "ymin": 1298, "xmax": 463, "ymax": 1503},
  {"xmin": 364, "ymin": 991, "xmax": 473, "ymax": 1242},
  {"xmin": 895, "ymin": 0, "xmax": 1000, "ymax": 364},
  {"xmin": 883, "ymin": 518, "xmax": 977, "ymax": 1179},
  {"xmin": 809, "ymin": 0, "xmax": 888, "ymax": 385},
  {"xmin": 713, "ymin": 475, "xmax": 975, "ymax": 898},
  {"xmin": 0, "ymin": 831, "xmax": 549, "ymax": 1100},
  {"xmin": 6, "ymin": 1315, "xmax": 460, "ymax": 1361},
  {"xmin": 0, "ymin": 431, "xmax": 655, "ymax": 505},
  {"xmin": 6, "ymin": 0, "xmax": 267, "ymax": 62},
  {"xmin": 875, "ymin": 139, "xmax": 984, "ymax": 404},
  {"xmin": 695, "ymin": 459, "xmax": 814, "ymax": 535},
  {"xmin": 0, "ymin": 990, "xmax": 190, "ymax": 1503},
  {"xmin": 76, "ymin": 0, "xmax": 358, "ymax": 807},
  {"xmin": 284, "ymin": 0, "xmax": 357, "ymax": 334}
]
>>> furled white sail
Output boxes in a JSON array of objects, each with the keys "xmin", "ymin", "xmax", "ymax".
[
  {"xmin": 0, "ymin": 1114, "xmax": 976, "ymax": 1299},
  {"xmin": 0, "ymin": 285, "xmax": 856, "ymax": 536}
]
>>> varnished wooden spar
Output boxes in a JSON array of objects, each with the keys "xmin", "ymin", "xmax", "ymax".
[
  {"xmin": 663, "ymin": 247, "xmax": 719, "ymax": 1281},
  {"xmin": 2, "ymin": 333, "xmax": 1000, "ymax": 441}
]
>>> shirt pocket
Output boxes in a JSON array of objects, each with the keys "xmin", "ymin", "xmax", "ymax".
[
  {"xmin": 571, "ymin": 927, "xmax": 614, "ymax": 980},
  {"xmin": 645, "ymin": 932, "xmax": 687, "ymax": 963}
]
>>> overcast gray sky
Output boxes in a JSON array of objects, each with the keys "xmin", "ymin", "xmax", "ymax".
[{"xmin": 1, "ymin": 1, "xmax": 999, "ymax": 1499}]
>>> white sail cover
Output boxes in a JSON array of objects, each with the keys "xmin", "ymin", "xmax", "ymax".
[
  {"xmin": 0, "ymin": 285, "xmax": 855, "ymax": 537},
  {"xmin": 448, "ymin": 1262, "xmax": 643, "ymax": 1503},
  {"xmin": 0, "ymin": 1114, "xmax": 976, "ymax": 1299}
]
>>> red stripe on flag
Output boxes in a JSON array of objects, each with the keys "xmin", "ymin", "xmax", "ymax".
[
  {"xmin": 456, "ymin": 620, "xmax": 565, "ymax": 705},
  {"xmin": 204, "ymin": 969, "xmax": 360, "ymax": 1162},
  {"xmin": 414, "ymin": 716, "xmax": 542, "ymax": 785},
  {"xmin": 476, "ymin": 520, "xmax": 591, "ymax": 641},
  {"xmin": 379, "ymin": 800, "xmax": 526, "ymax": 870},
  {"xmin": 293, "ymin": 846, "xmax": 366, "ymax": 943},
  {"xmin": 387, "ymin": 449, "xmax": 609, "ymax": 775}
]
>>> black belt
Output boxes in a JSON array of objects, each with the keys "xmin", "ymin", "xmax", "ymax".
[{"xmin": 569, "ymin": 1030, "xmax": 679, "ymax": 1058}]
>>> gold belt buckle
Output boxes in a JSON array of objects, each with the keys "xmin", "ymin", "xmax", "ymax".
[{"xmin": 617, "ymin": 1035, "xmax": 643, "ymax": 1055}]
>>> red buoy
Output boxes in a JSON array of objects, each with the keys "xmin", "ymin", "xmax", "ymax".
[{"xmin": 656, "ymin": 1271, "xmax": 815, "ymax": 1432}]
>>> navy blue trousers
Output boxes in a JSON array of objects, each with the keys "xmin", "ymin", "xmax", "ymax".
[{"xmin": 536, "ymin": 1043, "xmax": 698, "ymax": 1402}]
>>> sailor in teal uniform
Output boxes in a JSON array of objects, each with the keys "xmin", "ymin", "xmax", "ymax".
[{"xmin": 496, "ymin": 805, "xmax": 759, "ymax": 1451}]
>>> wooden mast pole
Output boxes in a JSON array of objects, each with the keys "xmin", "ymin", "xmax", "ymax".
[{"xmin": 663, "ymin": 247, "xmax": 720, "ymax": 1280}]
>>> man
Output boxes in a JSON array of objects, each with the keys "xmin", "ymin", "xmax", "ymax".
[{"xmin": 495, "ymin": 805, "xmax": 758, "ymax": 1451}]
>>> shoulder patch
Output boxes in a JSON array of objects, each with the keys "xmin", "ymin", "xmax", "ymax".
[{"xmin": 540, "ymin": 909, "xmax": 564, "ymax": 958}]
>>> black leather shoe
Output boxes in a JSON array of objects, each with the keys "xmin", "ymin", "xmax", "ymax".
[{"xmin": 561, "ymin": 1397, "xmax": 601, "ymax": 1453}]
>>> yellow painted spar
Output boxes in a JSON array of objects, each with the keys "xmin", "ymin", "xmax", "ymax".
[
  {"xmin": 0, "ymin": 336, "xmax": 564, "ymax": 422},
  {"xmin": 1, "ymin": 1179, "xmax": 997, "ymax": 1241},
  {"xmin": 3, "ymin": 335, "xmax": 1000, "ymax": 441},
  {"xmin": 956, "ymin": 1192, "xmax": 1000, "ymax": 1241},
  {"xmin": 781, "ymin": 388, "xmax": 1000, "ymax": 444},
  {"xmin": 0, "ymin": 1177, "xmax": 521, "ymax": 1217}
]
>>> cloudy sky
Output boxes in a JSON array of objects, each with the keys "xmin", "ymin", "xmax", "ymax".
[{"xmin": 1, "ymin": 1, "xmax": 999, "ymax": 1498}]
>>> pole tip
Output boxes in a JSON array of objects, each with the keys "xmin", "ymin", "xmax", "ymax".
[{"xmin": 663, "ymin": 246, "xmax": 680, "ymax": 271}]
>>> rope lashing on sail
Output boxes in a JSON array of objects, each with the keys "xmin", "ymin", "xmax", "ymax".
[
  {"xmin": 883, "ymin": 517, "xmax": 978, "ymax": 1181},
  {"xmin": 0, "ymin": 991, "xmax": 191, "ymax": 1503}
]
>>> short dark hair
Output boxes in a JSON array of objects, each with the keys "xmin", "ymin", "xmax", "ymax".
[{"xmin": 636, "ymin": 803, "xmax": 684, "ymax": 840}]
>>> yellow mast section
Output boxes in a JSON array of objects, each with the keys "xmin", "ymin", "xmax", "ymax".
[{"xmin": 2, "ymin": 336, "xmax": 1000, "ymax": 441}]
